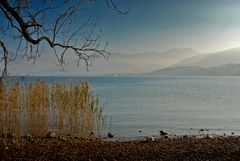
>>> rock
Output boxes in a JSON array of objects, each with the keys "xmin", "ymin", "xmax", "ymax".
[
  {"xmin": 151, "ymin": 136, "xmax": 155, "ymax": 141},
  {"xmin": 145, "ymin": 136, "xmax": 155, "ymax": 142},
  {"xmin": 74, "ymin": 136, "xmax": 79, "ymax": 139},
  {"xmin": 199, "ymin": 129, "xmax": 209, "ymax": 132},
  {"xmin": 164, "ymin": 135, "xmax": 169, "ymax": 138},
  {"xmin": 205, "ymin": 135, "xmax": 210, "ymax": 139},
  {"xmin": 59, "ymin": 136, "xmax": 67, "ymax": 141},
  {"xmin": 46, "ymin": 132, "xmax": 57, "ymax": 138},
  {"xmin": 26, "ymin": 134, "xmax": 34, "ymax": 142},
  {"xmin": 183, "ymin": 135, "xmax": 188, "ymax": 139},
  {"xmin": 160, "ymin": 130, "xmax": 168, "ymax": 136},
  {"xmin": 231, "ymin": 132, "xmax": 234, "ymax": 135},
  {"xmin": 138, "ymin": 130, "xmax": 142, "ymax": 133},
  {"xmin": 108, "ymin": 132, "xmax": 114, "ymax": 138}
]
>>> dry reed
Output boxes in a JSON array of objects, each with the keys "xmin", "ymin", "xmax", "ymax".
[{"xmin": 0, "ymin": 80, "xmax": 104, "ymax": 140}]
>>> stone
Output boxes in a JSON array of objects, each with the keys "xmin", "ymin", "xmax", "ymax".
[
  {"xmin": 151, "ymin": 136, "xmax": 155, "ymax": 141},
  {"xmin": 145, "ymin": 136, "xmax": 155, "ymax": 142},
  {"xmin": 160, "ymin": 130, "xmax": 168, "ymax": 136},
  {"xmin": 183, "ymin": 135, "xmax": 188, "ymax": 139},
  {"xmin": 108, "ymin": 132, "xmax": 114, "ymax": 138},
  {"xmin": 46, "ymin": 132, "xmax": 57, "ymax": 138},
  {"xmin": 59, "ymin": 136, "xmax": 67, "ymax": 141},
  {"xmin": 199, "ymin": 129, "xmax": 209, "ymax": 132},
  {"xmin": 26, "ymin": 134, "xmax": 34, "ymax": 142}
]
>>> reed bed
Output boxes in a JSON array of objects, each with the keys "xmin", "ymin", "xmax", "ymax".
[{"xmin": 0, "ymin": 80, "xmax": 104, "ymax": 139}]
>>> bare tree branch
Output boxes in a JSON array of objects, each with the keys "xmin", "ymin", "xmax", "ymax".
[
  {"xmin": 0, "ymin": 0, "xmax": 130, "ymax": 77},
  {"xmin": 106, "ymin": 0, "xmax": 132, "ymax": 15},
  {"xmin": 0, "ymin": 40, "xmax": 8, "ymax": 77}
]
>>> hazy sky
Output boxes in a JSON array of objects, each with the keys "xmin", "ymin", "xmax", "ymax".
[
  {"xmin": 93, "ymin": 0, "xmax": 240, "ymax": 54},
  {"xmin": 7, "ymin": 0, "xmax": 240, "ymax": 76}
]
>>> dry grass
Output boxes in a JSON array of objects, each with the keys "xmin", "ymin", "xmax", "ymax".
[{"xmin": 0, "ymin": 80, "xmax": 104, "ymax": 140}]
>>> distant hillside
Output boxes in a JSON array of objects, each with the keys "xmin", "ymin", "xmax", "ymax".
[
  {"xmin": 100, "ymin": 48, "xmax": 199, "ymax": 74},
  {"xmin": 9, "ymin": 48, "xmax": 199, "ymax": 76},
  {"xmin": 151, "ymin": 64, "xmax": 240, "ymax": 76},
  {"xmin": 173, "ymin": 47, "xmax": 240, "ymax": 68}
]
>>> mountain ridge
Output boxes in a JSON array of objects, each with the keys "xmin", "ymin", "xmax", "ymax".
[
  {"xmin": 151, "ymin": 64, "xmax": 240, "ymax": 76},
  {"xmin": 172, "ymin": 47, "xmax": 240, "ymax": 68},
  {"xmin": 9, "ymin": 46, "xmax": 240, "ymax": 76}
]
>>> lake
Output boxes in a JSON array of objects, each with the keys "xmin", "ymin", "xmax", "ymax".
[{"xmin": 16, "ymin": 76, "xmax": 240, "ymax": 138}]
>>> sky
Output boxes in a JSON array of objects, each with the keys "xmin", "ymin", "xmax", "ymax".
[
  {"xmin": 92, "ymin": 0, "xmax": 240, "ymax": 54},
  {"xmin": 5, "ymin": 0, "xmax": 240, "ymax": 76}
]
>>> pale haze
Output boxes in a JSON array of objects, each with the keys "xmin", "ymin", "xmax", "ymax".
[{"xmin": 9, "ymin": 0, "xmax": 240, "ymax": 76}]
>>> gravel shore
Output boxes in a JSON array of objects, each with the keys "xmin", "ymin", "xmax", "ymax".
[{"xmin": 1, "ymin": 136, "xmax": 240, "ymax": 160}]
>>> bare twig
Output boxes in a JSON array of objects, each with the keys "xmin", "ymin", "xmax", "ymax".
[{"xmin": 0, "ymin": 0, "xmax": 129, "ymax": 77}]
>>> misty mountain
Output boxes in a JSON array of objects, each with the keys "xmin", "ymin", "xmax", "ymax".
[
  {"xmin": 9, "ymin": 48, "xmax": 199, "ymax": 76},
  {"xmin": 173, "ymin": 47, "xmax": 240, "ymax": 68},
  {"xmin": 89, "ymin": 48, "xmax": 199, "ymax": 74},
  {"xmin": 151, "ymin": 64, "xmax": 240, "ymax": 76}
]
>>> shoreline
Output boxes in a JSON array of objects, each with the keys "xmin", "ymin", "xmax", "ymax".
[
  {"xmin": 101, "ymin": 128, "xmax": 237, "ymax": 142},
  {"xmin": 1, "ymin": 135, "xmax": 240, "ymax": 160}
]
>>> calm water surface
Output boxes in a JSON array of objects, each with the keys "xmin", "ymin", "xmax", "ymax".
[{"xmin": 16, "ymin": 76, "xmax": 240, "ymax": 138}]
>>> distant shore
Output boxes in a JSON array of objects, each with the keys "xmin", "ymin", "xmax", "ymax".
[{"xmin": 1, "ymin": 135, "xmax": 240, "ymax": 160}]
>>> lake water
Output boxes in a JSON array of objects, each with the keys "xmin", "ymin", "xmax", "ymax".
[{"xmin": 16, "ymin": 76, "xmax": 240, "ymax": 138}]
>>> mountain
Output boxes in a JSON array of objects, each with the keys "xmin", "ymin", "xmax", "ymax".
[
  {"xmin": 151, "ymin": 64, "xmax": 240, "ymax": 76},
  {"xmin": 9, "ymin": 48, "xmax": 199, "ymax": 76},
  {"xmin": 89, "ymin": 48, "xmax": 199, "ymax": 74},
  {"xmin": 173, "ymin": 47, "xmax": 240, "ymax": 68}
]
